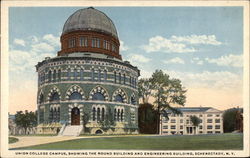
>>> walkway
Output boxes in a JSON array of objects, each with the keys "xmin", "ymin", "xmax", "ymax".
[{"xmin": 9, "ymin": 134, "xmax": 156, "ymax": 149}]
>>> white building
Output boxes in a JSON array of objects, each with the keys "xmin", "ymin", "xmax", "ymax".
[{"xmin": 160, "ymin": 107, "xmax": 223, "ymax": 135}]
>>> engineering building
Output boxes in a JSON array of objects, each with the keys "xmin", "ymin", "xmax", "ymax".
[
  {"xmin": 160, "ymin": 107, "xmax": 224, "ymax": 135},
  {"xmin": 36, "ymin": 7, "xmax": 140, "ymax": 135}
]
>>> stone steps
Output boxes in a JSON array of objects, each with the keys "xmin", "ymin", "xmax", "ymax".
[{"xmin": 61, "ymin": 125, "xmax": 82, "ymax": 136}]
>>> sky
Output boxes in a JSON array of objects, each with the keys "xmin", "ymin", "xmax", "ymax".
[{"xmin": 8, "ymin": 7, "xmax": 243, "ymax": 114}]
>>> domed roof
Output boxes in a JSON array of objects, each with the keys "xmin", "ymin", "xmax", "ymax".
[{"xmin": 62, "ymin": 7, "xmax": 118, "ymax": 38}]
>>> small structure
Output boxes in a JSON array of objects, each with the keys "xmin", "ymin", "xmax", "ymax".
[{"xmin": 160, "ymin": 107, "xmax": 224, "ymax": 135}]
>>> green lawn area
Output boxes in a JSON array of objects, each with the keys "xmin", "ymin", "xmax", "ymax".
[
  {"xmin": 9, "ymin": 137, "xmax": 19, "ymax": 144},
  {"xmin": 15, "ymin": 133, "xmax": 243, "ymax": 150}
]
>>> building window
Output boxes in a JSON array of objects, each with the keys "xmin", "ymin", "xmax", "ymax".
[
  {"xmin": 97, "ymin": 108, "xmax": 101, "ymax": 121},
  {"xmin": 48, "ymin": 70, "xmax": 52, "ymax": 82},
  {"xmin": 123, "ymin": 74, "xmax": 126, "ymax": 84},
  {"xmin": 199, "ymin": 131, "xmax": 203, "ymax": 134},
  {"xmin": 186, "ymin": 120, "xmax": 190, "ymax": 124},
  {"xmin": 68, "ymin": 38, "xmax": 76, "ymax": 48},
  {"xmin": 215, "ymin": 119, "xmax": 220, "ymax": 123},
  {"xmin": 170, "ymin": 119, "xmax": 176, "ymax": 123},
  {"xmin": 67, "ymin": 68, "xmax": 71, "ymax": 80},
  {"xmin": 207, "ymin": 119, "xmax": 213, "ymax": 123},
  {"xmin": 131, "ymin": 96, "xmax": 136, "ymax": 105},
  {"xmin": 163, "ymin": 131, "xmax": 168, "ymax": 134},
  {"xmin": 92, "ymin": 38, "xmax": 100, "ymax": 48},
  {"xmin": 216, "ymin": 114, "xmax": 220, "ymax": 117},
  {"xmin": 119, "ymin": 73, "xmax": 121, "ymax": 84},
  {"xmin": 199, "ymin": 114, "xmax": 203, "ymax": 117},
  {"xmin": 114, "ymin": 71, "xmax": 117, "ymax": 83},
  {"xmin": 69, "ymin": 92, "xmax": 82, "ymax": 100},
  {"xmin": 104, "ymin": 70, "xmax": 107, "ymax": 81},
  {"xmin": 101, "ymin": 108, "xmax": 105, "ymax": 121},
  {"xmin": 92, "ymin": 107, "xmax": 96, "ymax": 121},
  {"xmin": 115, "ymin": 95, "xmax": 123, "ymax": 103},
  {"xmin": 215, "ymin": 125, "xmax": 220, "ymax": 129},
  {"xmin": 92, "ymin": 69, "xmax": 95, "ymax": 81},
  {"xmin": 180, "ymin": 125, "xmax": 183, "ymax": 129},
  {"xmin": 98, "ymin": 69, "xmax": 101, "ymax": 82},
  {"xmin": 50, "ymin": 92, "xmax": 60, "ymax": 102},
  {"xmin": 171, "ymin": 125, "xmax": 176, "ymax": 129},
  {"xmin": 121, "ymin": 109, "xmax": 124, "ymax": 122},
  {"xmin": 111, "ymin": 43, "xmax": 117, "ymax": 52},
  {"xmin": 103, "ymin": 40, "xmax": 110, "ymax": 50},
  {"xmin": 114, "ymin": 109, "xmax": 117, "ymax": 121},
  {"xmin": 180, "ymin": 119, "xmax": 183, "ymax": 123},
  {"xmin": 80, "ymin": 69, "xmax": 84, "ymax": 80},
  {"xmin": 207, "ymin": 125, "xmax": 213, "ymax": 129},
  {"xmin": 207, "ymin": 131, "xmax": 213, "ymax": 134},
  {"xmin": 80, "ymin": 37, "xmax": 88, "ymax": 47},
  {"xmin": 39, "ymin": 94, "xmax": 44, "ymax": 104},
  {"xmin": 215, "ymin": 131, "xmax": 221, "ymax": 133},
  {"xmin": 199, "ymin": 125, "xmax": 203, "ymax": 129},
  {"xmin": 92, "ymin": 92, "xmax": 105, "ymax": 101},
  {"xmin": 58, "ymin": 70, "xmax": 61, "ymax": 81},
  {"xmin": 207, "ymin": 114, "xmax": 213, "ymax": 117},
  {"xmin": 117, "ymin": 109, "xmax": 120, "ymax": 121},
  {"xmin": 163, "ymin": 125, "xmax": 168, "ymax": 129}
]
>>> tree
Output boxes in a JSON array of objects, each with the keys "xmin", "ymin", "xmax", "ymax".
[
  {"xmin": 223, "ymin": 108, "xmax": 242, "ymax": 133},
  {"xmin": 99, "ymin": 107, "xmax": 116, "ymax": 132},
  {"xmin": 138, "ymin": 103, "xmax": 157, "ymax": 134},
  {"xmin": 190, "ymin": 115, "xmax": 201, "ymax": 127},
  {"xmin": 14, "ymin": 110, "xmax": 37, "ymax": 134},
  {"xmin": 138, "ymin": 78, "xmax": 154, "ymax": 104},
  {"xmin": 150, "ymin": 70, "xmax": 187, "ymax": 134}
]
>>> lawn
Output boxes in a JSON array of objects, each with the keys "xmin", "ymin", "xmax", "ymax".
[
  {"xmin": 15, "ymin": 133, "xmax": 243, "ymax": 150},
  {"xmin": 9, "ymin": 137, "xmax": 19, "ymax": 144}
]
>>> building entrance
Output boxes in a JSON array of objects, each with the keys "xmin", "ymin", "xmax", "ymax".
[{"xmin": 71, "ymin": 107, "xmax": 80, "ymax": 125}]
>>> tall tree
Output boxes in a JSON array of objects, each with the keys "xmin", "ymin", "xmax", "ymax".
[
  {"xmin": 190, "ymin": 115, "xmax": 201, "ymax": 127},
  {"xmin": 138, "ymin": 78, "xmax": 154, "ymax": 104},
  {"xmin": 14, "ymin": 110, "xmax": 37, "ymax": 134},
  {"xmin": 223, "ymin": 108, "xmax": 243, "ymax": 133},
  {"xmin": 138, "ymin": 70, "xmax": 186, "ymax": 134}
]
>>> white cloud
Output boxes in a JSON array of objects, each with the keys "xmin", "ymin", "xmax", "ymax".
[
  {"xmin": 171, "ymin": 35, "xmax": 222, "ymax": 45},
  {"xmin": 31, "ymin": 42, "xmax": 55, "ymax": 53},
  {"xmin": 120, "ymin": 40, "xmax": 129, "ymax": 51},
  {"xmin": 164, "ymin": 70, "xmax": 242, "ymax": 91},
  {"xmin": 127, "ymin": 54, "xmax": 151, "ymax": 64},
  {"xmin": 14, "ymin": 38, "xmax": 25, "ymax": 46},
  {"xmin": 43, "ymin": 34, "xmax": 60, "ymax": 47},
  {"xmin": 163, "ymin": 57, "xmax": 185, "ymax": 64},
  {"xmin": 142, "ymin": 34, "xmax": 222, "ymax": 53},
  {"xmin": 205, "ymin": 54, "xmax": 243, "ymax": 67},
  {"xmin": 142, "ymin": 36, "xmax": 196, "ymax": 53},
  {"xmin": 191, "ymin": 57, "xmax": 204, "ymax": 65}
]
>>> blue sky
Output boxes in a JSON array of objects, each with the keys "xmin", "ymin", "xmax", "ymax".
[{"xmin": 8, "ymin": 7, "xmax": 243, "ymax": 113}]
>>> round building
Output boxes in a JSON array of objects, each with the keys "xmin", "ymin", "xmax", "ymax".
[{"xmin": 36, "ymin": 7, "xmax": 140, "ymax": 135}]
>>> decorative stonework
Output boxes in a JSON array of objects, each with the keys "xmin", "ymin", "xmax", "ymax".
[
  {"xmin": 47, "ymin": 86, "xmax": 61, "ymax": 101},
  {"xmin": 65, "ymin": 85, "xmax": 85, "ymax": 100},
  {"xmin": 68, "ymin": 103, "xmax": 84, "ymax": 124},
  {"xmin": 89, "ymin": 86, "xmax": 109, "ymax": 101},
  {"xmin": 112, "ymin": 88, "xmax": 128, "ymax": 103}
]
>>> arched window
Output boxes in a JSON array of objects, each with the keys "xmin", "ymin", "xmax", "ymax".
[
  {"xmin": 114, "ymin": 71, "xmax": 116, "ymax": 83},
  {"xmin": 101, "ymin": 108, "xmax": 105, "ymax": 121},
  {"xmin": 92, "ymin": 69, "xmax": 95, "ymax": 81},
  {"xmin": 58, "ymin": 70, "xmax": 61, "ymax": 81},
  {"xmin": 104, "ymin": 70, "xmax": 107, "ymax": 81},
  {"xmin": 92, "ymin": 92, "xmax": 105, "ymax": 101},
  {"xmin": 117, "ymin": 109, "xmax": 120, "ymax": 122},
  {"xmin": 80, "ymin": 69, "xmax": 84, "ymax": 80},
  {"xmin": 67, "ymin": 68, "xmax": 71, "ymax": 80},
  {"xmin": 129, "ymin": 76, "xmax": 132, "ymax": 86},
  {"xmin": 121, "ymin": 109, "xmax": 124, "ymax": 122},
  {"xmin": 114, "ymin": 109, "xmax": 117, "ymax": 121},
  {"xmin": 98, "ymin": 70, "xmax": 101, "ymax": 82},
  {"xmin": 53, "ymin": 70, "xmax": 56, "ymax": 82},
  {"xmin": 69, "ymin": 92, "xmax": 82, "ymax": 100},
  {"xmin": 57, "ymin": 107, "xmax": 60, "ymax": 122},
  {"xmin": 97, "ymin": 108, "xmax": 101, "ymax": 121},
  {"xmin": 48, "ymin": 70, "xmax": 52, "ymax": 82},
  {"xmin": 115, "ymin": 95, "xmax": 123, "ymax": 103},
  {"xmin": 123, "ymin": 74, "xmax": 126, "ymax": 84},
  {"xmin": 49, "ymin": 108, "xmax": 53, "ymax": 122},
  {"xmin": 92, "ymin": 107, "xmax": 96, "ymax": 121},
  {"xmin": 50, "ymin": 92, "xmax": 59, "ymax": 102},
  {"xmin": 39, "ymin": 94, "xmax": 44, "ymax": 104},
  {"xmin": 53, "ymin": 108, "xmax": 57, "ymax": 122},
  {"xmin": 74, "ymin": 69, "xmax": 77, "ymax": 80},
  {"xmin": 119, "ymin": 73, "xmax": 121, "ymax": 84}
]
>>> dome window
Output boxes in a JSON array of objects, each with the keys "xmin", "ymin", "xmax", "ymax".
[
  {"xmin": 92, "ymin": 38, "xmax": 100, "ymax": 48},
  {"xmin": 68, "ymin": 38, "xmax": 76, "ymax": 48},
  {"xmin": 80, "ymin": 37, "xmax": 88, "ymax": 47}
]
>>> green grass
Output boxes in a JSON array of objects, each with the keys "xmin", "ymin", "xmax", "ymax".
[
  {"xmin": 14, "ymin": 133, "xmax": 243, "ymax": 150},
  {"xmin": 9, "ymin": 137, "xmax": 19, "ymax": 144}
]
